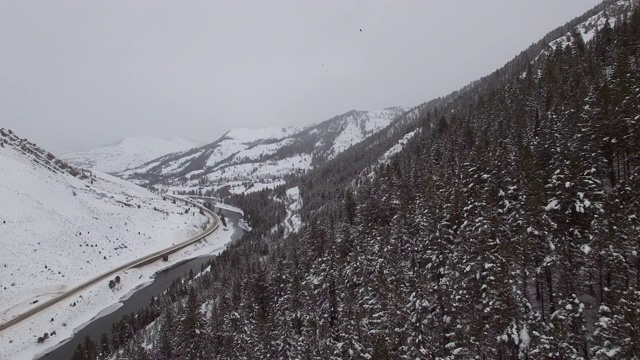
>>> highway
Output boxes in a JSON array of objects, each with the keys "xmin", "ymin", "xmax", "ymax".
[{"xmin": 0, "ymin": 195, "xmax": 219, "ymax": 333}]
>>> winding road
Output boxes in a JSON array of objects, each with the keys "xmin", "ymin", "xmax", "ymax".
[{"xmin": 0, "ymin": 195, "xmax": 219, "ymax": 333}]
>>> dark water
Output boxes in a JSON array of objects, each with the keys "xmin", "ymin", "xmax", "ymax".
[{"xmin": 39, "ymin": 208, "xmax": 243, "ymax": 360}]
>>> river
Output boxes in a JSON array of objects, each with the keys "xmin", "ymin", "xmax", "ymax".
[{"xmin": 39, "ymin": 207, "xmax": 244, "ymax": 360}]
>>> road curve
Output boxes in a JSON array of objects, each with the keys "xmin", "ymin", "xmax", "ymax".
[{"xmin": 0, "ymin": 195, "xmax": 219, "ymax": 333}]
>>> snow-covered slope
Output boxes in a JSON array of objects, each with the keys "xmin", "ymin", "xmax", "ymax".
[
  {"xmin": 61, "ymin": 136, "xmax": 200, "ymax": 174},
  {"xmin": 123, "ymin": 108, "xmax": 406, "ymax": 195},
  {"xmin": 535, "ymin": 0, "xmax": 636, "ymax": 62},
  {"xmin": 283, "ymin": 186, "xmax": 303, "ymax": 237},
  {"xmin": 0, "ymin": 128, "xmax": 208, "ymax": 319},
  {"xmin": 379, "ymin": 128, "xmax": 421, "ymax": 164}
]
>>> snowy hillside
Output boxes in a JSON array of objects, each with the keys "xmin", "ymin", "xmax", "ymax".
[
  {"xmin": 283, "ymin": 186, "xmax": 303, "ymax": 237},
  {"xmin": 379, "ymin": 128, "xmax": 420, "ymax": 164},
  {"xmin": 122, "ymin": 108, "xmax": 406, "ymax": 196},
  {"xmin": 61, "ymin": 136, "xmax": 200, "ymax": 174},
  {"xmin": 540, "ymin": 0, "xmax": 636, "ymax": 56},
  {"xmin": 0, "ymin": 129, "xmax": 208, "ymax": 321}
]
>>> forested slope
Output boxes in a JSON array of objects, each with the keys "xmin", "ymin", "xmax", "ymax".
[
  {"xmin": 74, "ymin": 3, "xmax": 640, "ymax": 360},
  {"xmin": 209, "ymin": 10, "xmax": 640, "ymax": 358}
]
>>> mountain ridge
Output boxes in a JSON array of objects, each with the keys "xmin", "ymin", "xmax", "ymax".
[
  {"xmin": 121, "ymin": 107, "xmax": 407, "ymax": 196},
  {"xmin": 61, "ymin": 135, "xmax": 201, "ymax": 174}
]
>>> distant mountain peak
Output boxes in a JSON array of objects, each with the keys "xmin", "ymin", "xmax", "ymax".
[
  {"xmin": 112, "ymin": 135, "xmax": 198, "ymax": 146},
  {"xmin": 121, "ymin": 108, "xmax": 406, "ymax": 195},
  {"xmin": 61, "ymin": 135, "xmax": 201, "ymax": 174}
]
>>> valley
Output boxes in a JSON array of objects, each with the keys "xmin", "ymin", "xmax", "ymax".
[
  {"xmin": 41, "ymin": 206, "xmax": 245, "ymax": 360},
  {"xmin": 1, "ymin": 0, "xmax": 639, "ymax": 359},
  {"xmin": 0, "ymin": 131, "xmax": 236, "ymax": 359}
]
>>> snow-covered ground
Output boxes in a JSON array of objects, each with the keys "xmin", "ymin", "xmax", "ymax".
[
  {"xmin": 230, "ymin": 139, "xmax": 294, "ymax": 163},
  {"xmin": 206, "ymin": 154, "xmax": 312, "ymax": 184},
  {"xmin": 0, "ymin": 144, "xmax": 207, "ymax": 314},
  {"xmin": 1, "ymin": 214, "xmax": 237, "ymax": 360},
  {"xmin": 226, "ymin": 180, "xmax": 287, "ymax": 195},
  {"xmin": 0, "ymin": 130, "xmax": 230, "ymax": 359},
  {"xmin": 379, "ymin": 128, "xmax": 420, "ymax": 163},
  {"xmin": 223, "ymin": 127, "xmax": 301, "ymax": 144},
  {"xmin": 118, "ymin": 126, "xmax": 303, "ymax": 187},
  {"xmin": 283, "ymin": 186, "xmax": 303, "ymax": 236},
  {"xmin": 531, "ymin": 0, "xmax": 634, "ymax": 65},
  {"xmin": 329, "ymin": 109, "xmax": 400, "ymax": 158},
  {"xmin": 62, "ymin": 136, "xmax": 200, "ymax": 174},
  {"xmin": 202, "ymin": 128, "xmax": 301, "ymax": 169}
]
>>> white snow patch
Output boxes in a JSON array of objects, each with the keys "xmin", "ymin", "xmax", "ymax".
[
  {"xmin": 379, "ymin": 129, "xmax": 419, "ymax": 163},
  {"xmin": 330, "ymin": 109, "xmax": 400, "ymax": 158},
  {"xmin": 519, "ymin": 324, "xmax": 531, "ymax": 350},
  {"xmin": 283, "ymin": 187, "xmax": 304, "ymax": 236},
  {"xmin": 544, "ymin": 199, "xmax": 559, "ymax": 211}
]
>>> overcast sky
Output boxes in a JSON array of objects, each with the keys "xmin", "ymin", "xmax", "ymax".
[{"xmin": 1, "ymin": 0, "xmax": 602, "ymax": 154}]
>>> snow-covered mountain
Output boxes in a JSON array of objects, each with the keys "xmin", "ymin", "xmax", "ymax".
[
  {"xmin": 61, "ymin": 136, "xmax": 200, "ymax": 174},
  {"xmin": 0, "ymin": 128, "xmax": 208, "ymax": 320},
  {"xmin": 538, "ymin": 0, "xmax": 637, "ymax": 59},
  {"xmin": 122, "ymin": 108, "xmax": 406, "ymax": 195}
]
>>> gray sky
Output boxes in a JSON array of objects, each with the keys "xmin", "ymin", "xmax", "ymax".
[{"xmin": 1, "ymin": 0, "xmax": 602, "ymax": 154}]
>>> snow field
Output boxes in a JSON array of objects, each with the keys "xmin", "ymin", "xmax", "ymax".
[
  {"xmin": 1, "ymin": 215, "xmax": 238, "ymax": 360},
  {"xmin": 283, "ymin": 187, "xmax": 303, "ymax": 236},
  {"xmin": 206, "ymin": 154, "xmax": 312, "ymax": 184},
  {"xmin": 330, "ymin": 109, "xmax": 401, "ymax": 158},
  {"xmin": 379, "ymin": 128, "xmax": 420, "ymax": 163},
  {"xmin": 0, "ymin": 143, "xmax": 208, "ymax": 326}
]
